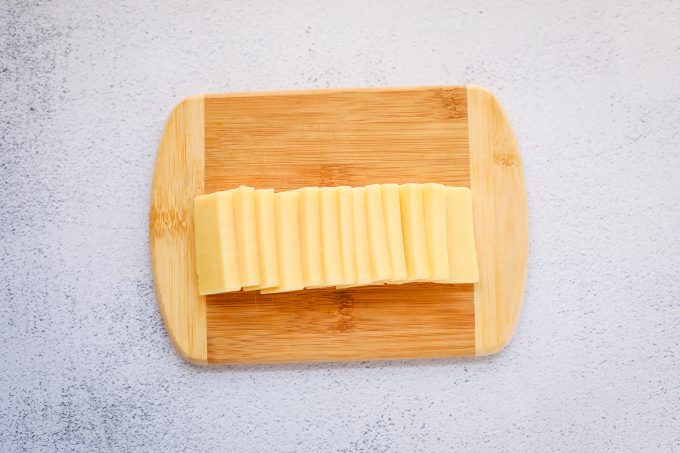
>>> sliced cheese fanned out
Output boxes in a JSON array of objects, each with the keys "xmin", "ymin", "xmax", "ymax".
[{"xmin": 194, "ymin": 183, "xmax": 480, "ymax": 295}]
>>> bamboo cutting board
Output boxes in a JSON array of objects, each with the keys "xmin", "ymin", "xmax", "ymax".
[{"xmin": 149, "ymin": 86, "xmax": 528, "ymax": 364}]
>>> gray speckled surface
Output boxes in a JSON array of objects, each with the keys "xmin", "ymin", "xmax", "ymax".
[{"xmin": 1, "ymin": 1, "xmax": 679, "ymax": 451}]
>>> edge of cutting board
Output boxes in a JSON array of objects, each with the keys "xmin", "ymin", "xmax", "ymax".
[
  {"xmin": 149, "ymin": 86, "xmax": 528, "ymax": 364},
  {"xmin": 467, "ymin": 86, "xmax": 528, "ymax": 356}
]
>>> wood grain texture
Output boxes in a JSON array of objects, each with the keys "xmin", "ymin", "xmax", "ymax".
[
  {"xmin": 467, "ymin": 86, "xmax": 528, "ymax": 355},
  {"xmin": 149, "ymin": 95, "xmax": 207, "ymax": 363},
  {"xmin": 149, "ymin": 86, "xmax": 527, "ymax": 364},
  {"xmin": 204, "ymin": 87, "xmax": 475, "ymax": 364},
  {"xmin": 208, "ymin": 284, "xmax": 474, "ymax": 364},
  {"xmin": 204, "ymin": 87, "xmax": 469, "ymax": 191}
]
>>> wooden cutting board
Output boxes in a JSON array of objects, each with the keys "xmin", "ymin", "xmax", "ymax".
[{"xmin": 149, "ymin": 86, "xmax": 528, "ymax": 364}]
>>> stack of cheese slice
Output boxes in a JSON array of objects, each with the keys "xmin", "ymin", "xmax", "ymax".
[{"xmin": 194, "ymin": 183, "xmax": 479, "ymax": 295}]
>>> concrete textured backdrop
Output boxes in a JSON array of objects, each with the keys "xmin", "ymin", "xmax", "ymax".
[{"xmin": 1, "ymin": 1, "xmax": 679, "ymax": 451}]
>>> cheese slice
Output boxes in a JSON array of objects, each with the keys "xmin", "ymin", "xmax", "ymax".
[
  {"xmin": 445, "ymin": 187, "xmax": 480, "ymax": 283},
  {"xmin": 233, "ymin": 186, "xmax": 261, "ymax": 287},
  {"xmin": 338, "ymin": 186, "xmax": 357, "ymax": 286},
  {"xmin": 260, "ymin": 190, "xmax": 305, "ymax": 294},
  {"xmin": 344, "ymin": 186, "xmax": 373, "ymax": 287},
  {"xmin": 399, "ymin": 183, "xmax": 430, "ymax": 281},
  {"xmin": 366, "ymin": 184, "xmax": 392, "ymax": 282},
  {"xmin": 381, "ymin": 184, "xmax": 407, "ymax": 283},
  {"xmin": 298, "ymin": 187, "xmax": 324, "ymax": 287},
  {"xmin": 193, "ymin": 191, "xmax": 240, "ymax": 295},
  {"xmin": 423, "ymin": 183, "xmax": 450, "ymax": 281},
  {"xmin": 244, "ymin": 189, "xmax": 279, "ymax": 290},
  {"xmin": 319, "ymin": 187, "xmax": 343, "ymax": 286}
]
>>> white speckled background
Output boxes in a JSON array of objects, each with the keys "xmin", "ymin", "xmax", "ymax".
[{"xmin": 2, "ymin": 1, "xmax": 679, "ymax": 451}]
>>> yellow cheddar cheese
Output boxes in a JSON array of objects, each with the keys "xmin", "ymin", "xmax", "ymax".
[
  {"xmin": 244, "ymin": 189, "xmax": 279, "ymax": 290},
  {"xmin": 366, "ymin": 184, "xmax": 392, "ymax": 282},
  {"xmin": 260, "ymin": 190, "xmax": 305, "ymax": 294},
  {"xmin": 381, "ymin": 184, "xmax": 407, "ymax": 283},
  {"xmin": 233, "ymin": 186, "xmax": 261, "ymax": 287},
  {"xmin": 445, "ymin": 187, "xmax": 480, "ymax": 283},
  {"xmin": 319, "ymin": 187, "xmax": 344, "ymax": 286},
  {"xmin": 338, "ymin": 186, "xmax": 357, "ymax": 286},
  {"xmin": 195, "ymin": 183, "xmax": 479, "ymax": 294},
  {"xmin": 298, "ymin": 187, "xmax": 324, "ymax": 287},
  {"xmin": 349, "ymin": 186, "xmax": 373, "ymax": 287},
  {"xmin": 193, "ymin": 191, "xmax": 240, "ymax": 295},
  {"xmin": 423, "ymin": 183, "xmax": 450, "ymax": 282},
  {"xmin": 399, "ymin": 183, "xmax": 430, "ymax": 281}
]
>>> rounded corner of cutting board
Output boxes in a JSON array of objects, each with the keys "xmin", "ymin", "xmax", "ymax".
[
  {"xmin": 466, "ymin": 85, "xmax": 528, "ymax": 357},
  {"xmin": 149, "ymin": 94, "xmax": 208, "ymax": 364}
]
